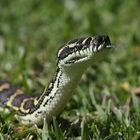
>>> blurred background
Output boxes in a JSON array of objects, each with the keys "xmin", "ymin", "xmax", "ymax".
[{"xmin": 0, "ymin": 0, "xmax": 140, "ymax": 138}]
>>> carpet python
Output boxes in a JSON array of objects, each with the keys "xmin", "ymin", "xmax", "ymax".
[{"xmin": 0, "ymin": 35, "xmax": 115, "ymax": 125}]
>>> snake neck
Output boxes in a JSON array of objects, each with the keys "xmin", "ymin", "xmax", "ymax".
[
  {"xmin": 18, "ymin": 63, "xmax": 87, "ymax": 125},
  {"xmin": 39, "ymin": 63, "xmax": 87, "ymax": 109}
]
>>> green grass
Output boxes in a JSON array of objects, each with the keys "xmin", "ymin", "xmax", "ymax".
[{"xmin": 0, "ymin": 0, "xmax": 140, "ymax": 139}]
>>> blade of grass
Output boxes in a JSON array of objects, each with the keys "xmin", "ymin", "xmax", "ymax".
[
  {"xmin": 81, "ymin": 119, "xmax": 90, "ymax": 140},
  {"xmin": 53, "ymin": 117, "xmax": 64, "ymax": 140}
]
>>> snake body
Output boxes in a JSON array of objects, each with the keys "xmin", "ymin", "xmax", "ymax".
[{"xmin": 0, "ymin": 35, "xmax": 114, "ymax": 125}]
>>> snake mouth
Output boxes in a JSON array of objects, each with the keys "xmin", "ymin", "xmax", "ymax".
[
  {"xmin": 91, "ymin": 35, "xmax": 115, "ymax": 52},
  {"xmin": 99, "ymin": 39, "xmax": 116, "ymax": 50},
  {"xmin": 106, "ymin": 44, "xmax": 116, "ymax": 49}
]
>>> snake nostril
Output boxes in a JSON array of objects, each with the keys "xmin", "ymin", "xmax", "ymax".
[
  {"xmin": 102, "ymin": 35, "xmax": 107, "ymax": 41},
  {"xmin": 102, "ymin": 35, "xmax": 111, "ymax": 45}
]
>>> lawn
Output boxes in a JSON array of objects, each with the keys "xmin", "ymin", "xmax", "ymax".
[{"xmin": 0, "ymin": 0, "xmax": 140, "ymax": 139}]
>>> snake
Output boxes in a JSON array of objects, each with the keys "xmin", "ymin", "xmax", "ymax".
[{"xmin": 0, "ymin": 35, "xmax": 115, "ymax": 125}]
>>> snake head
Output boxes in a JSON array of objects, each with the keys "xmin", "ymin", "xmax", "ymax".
[{"xmin": 57, "ymin": 35, "xmax": 115, "ymax": 66}]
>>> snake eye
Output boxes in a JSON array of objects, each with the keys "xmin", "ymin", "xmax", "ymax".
[{"xmin": 57, "ymin": 47, "xmax": 69, "ymax": 60}]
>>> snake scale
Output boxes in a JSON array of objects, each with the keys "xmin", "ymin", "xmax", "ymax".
[{"xmin": 0, "ymin": 35, "xmax": 115, "ymax": 125}]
